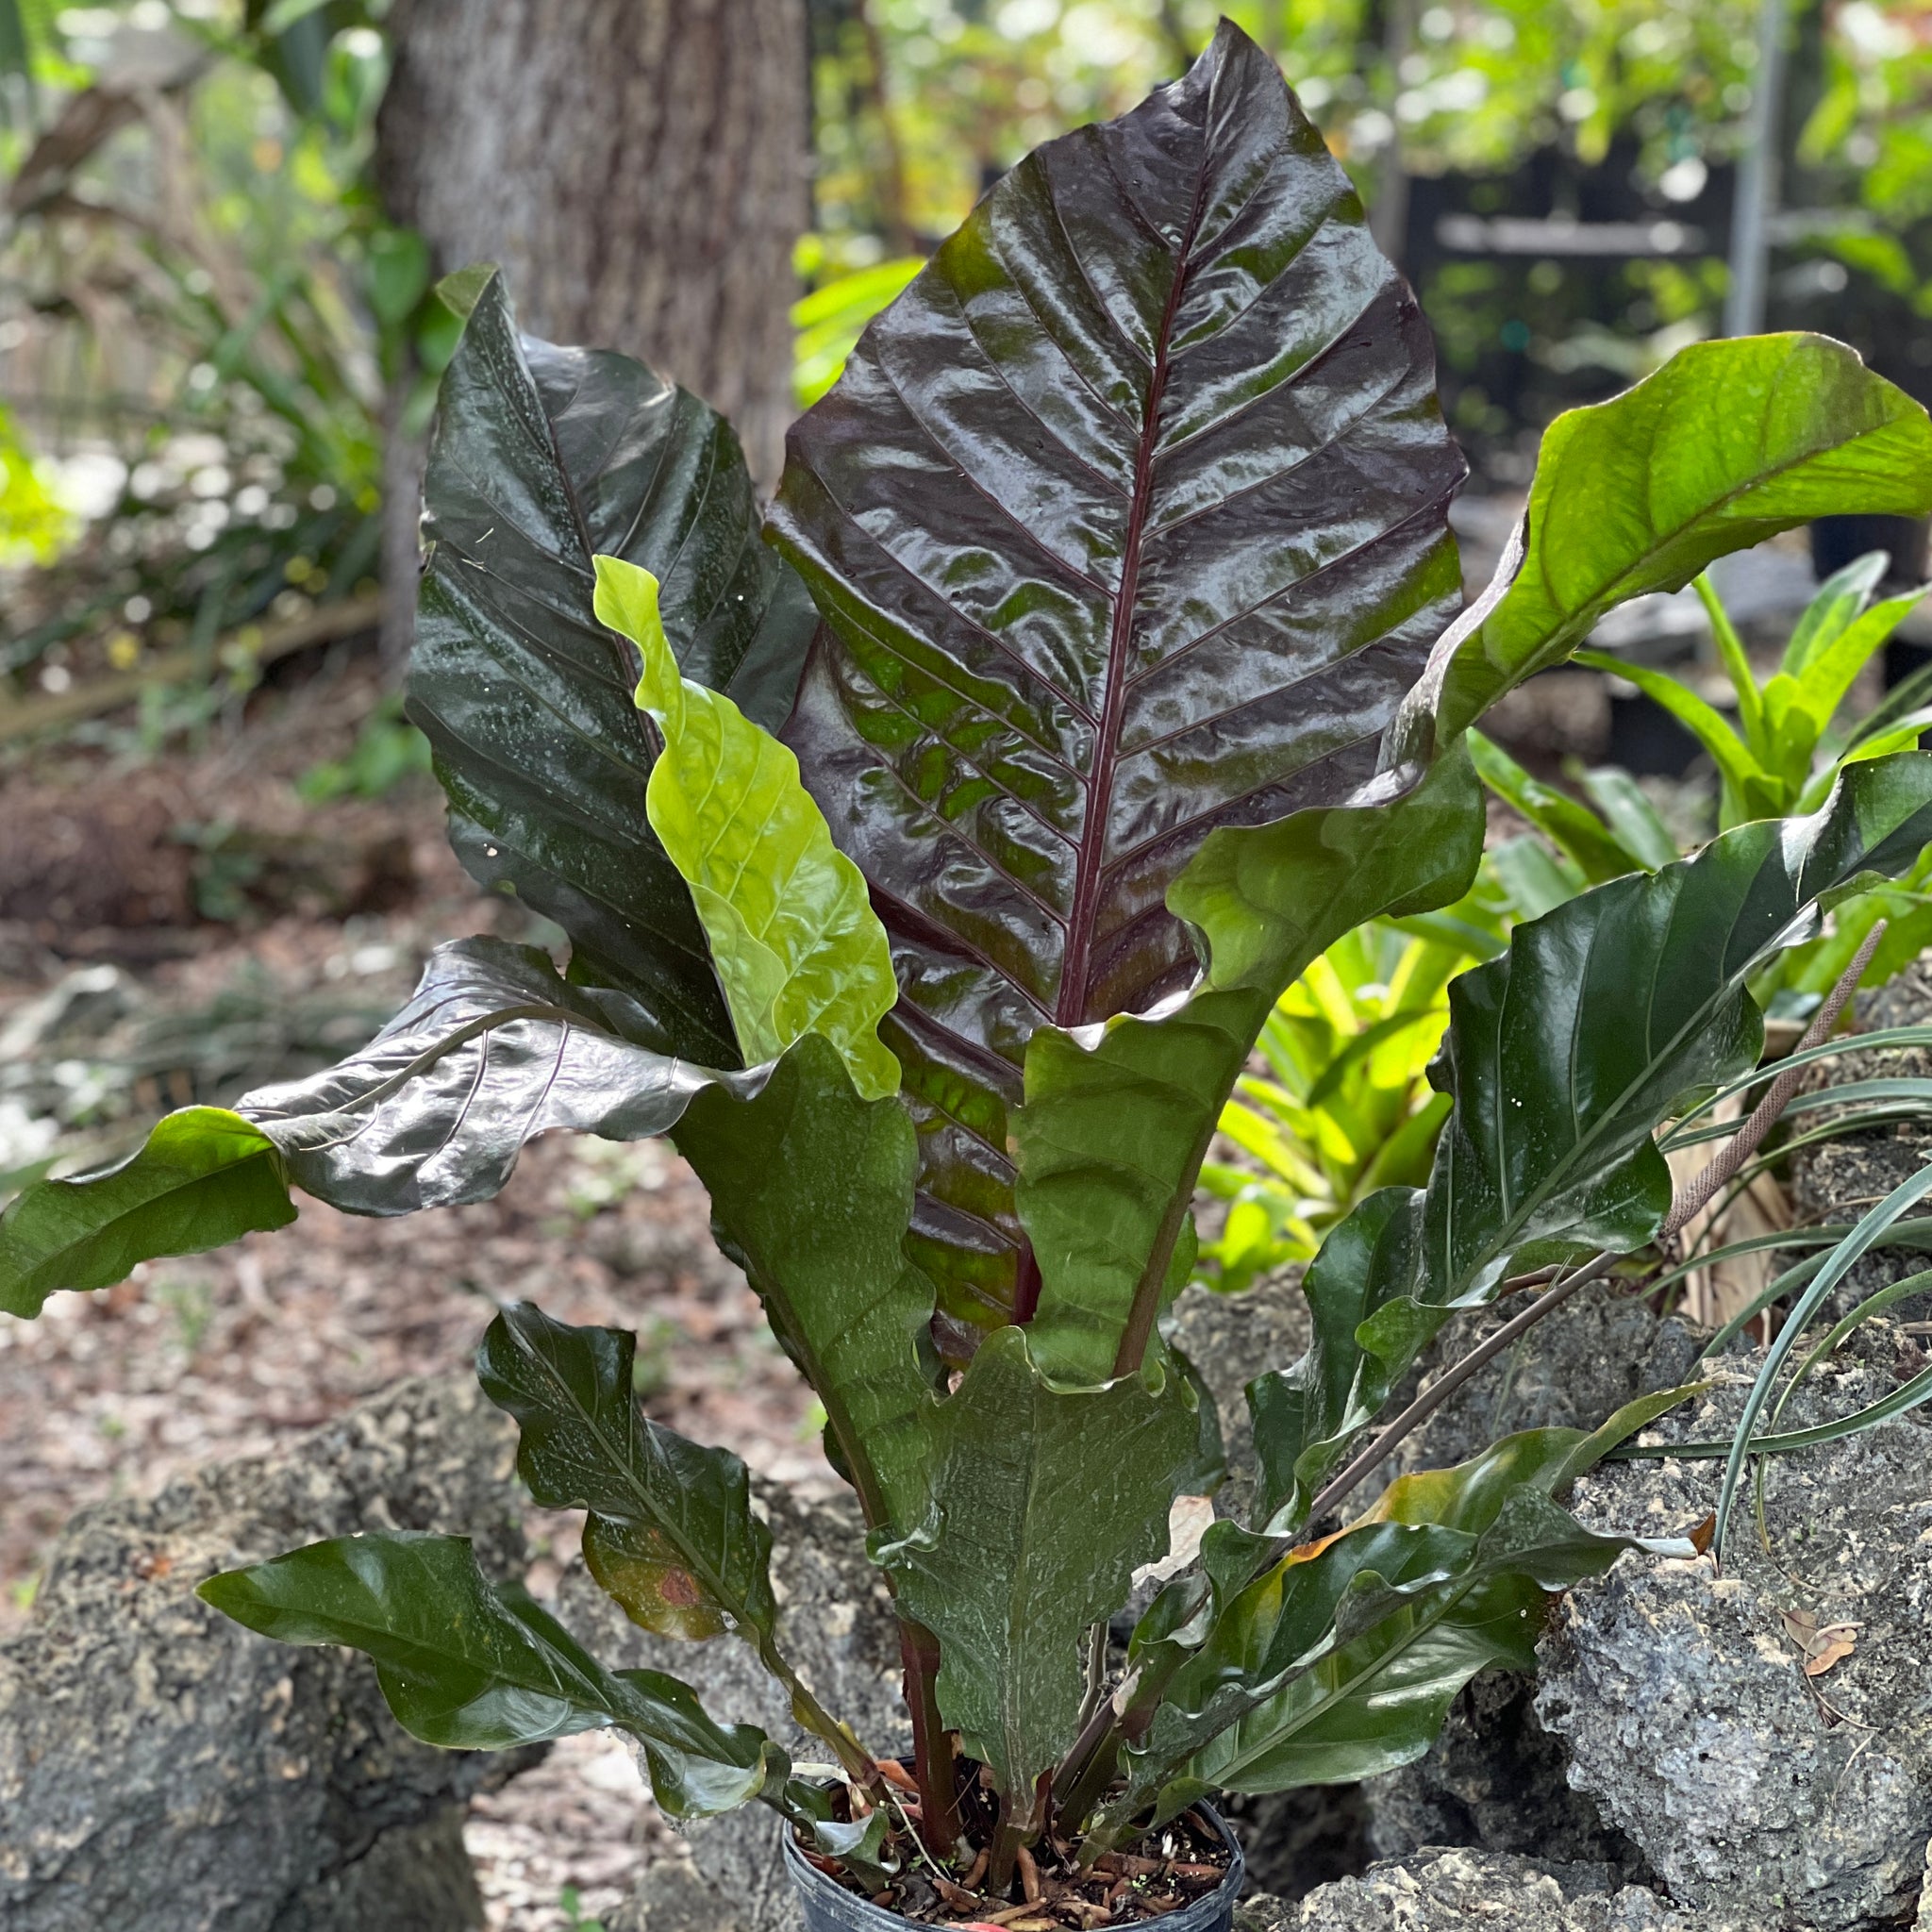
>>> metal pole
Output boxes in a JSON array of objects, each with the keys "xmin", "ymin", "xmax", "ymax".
[{"xmin": 1724, "ymin": 0, "xmax": 1790, "ymax": 336}]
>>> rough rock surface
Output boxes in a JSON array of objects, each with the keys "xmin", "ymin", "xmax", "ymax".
[
  {"xmin": 1166, "ymin": 1270, "xmax": 1310, "ymax": 1524},
  {"xmin": 1395, "ymin": 1279, "xmax": 1705, "ymax": 1478},
  {"xmin": 1235, "ymin": 1848, "xmax": 1707, "ymax": 1930},
  {"xmin": 0, "ymin": 1373, "xmax": 529, "ymax": 1932},
  {"xmin": 1540, "ymin": 1325, "xmax": 1932, "ymax": 1930},
  {"xmin": 1361, "ymin": 1673, "xmax": 1643, "ymax": 1875},
  {"xmin": 580, "ymin": 1480, "xmax": 909, "ymax": 1932},
  {"xmin": 1355, "ymin": 1283, "xmax": 1696, "ymax": 1876}
]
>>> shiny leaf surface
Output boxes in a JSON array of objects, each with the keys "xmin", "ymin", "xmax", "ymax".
[
  {"xmin": 0, "ymin": 1108, "xmax": 293, "ymax": 1317},
  {"xmin": 1015, "ymin": 748, "xmax": 1483, "ymax": 1384},
  {"xmin": 410, "ymin": 266, "xmax": 814, "ymax": 1059},
  {"xmin": 593, "ymin": 556, "xmax": 899, "ymax": 1099},
  {"xmin": 1118, "ymin": 1413, "xmax": 1691, "ymax": 1826},
  {"xmin": 199, "ymin": 1532, "xmax": 787, "ymax": 1818},
  {"xmin": 476, "ymin": 1302, "xmax": 776, "ymax": 1645},
  {"xmin": 771, "ymin": 21, "xmax": 1465, "ymax": 1341},
  {"xmin": 237, "ymin": 937, "xmax": 763, "ymax": 1215},
  {"xmin": 1391, "ymin": 333, "xmax": 1932, "ymax": 764},
  {"xmin": 1251, "ymin": 754, "xmax": 1932, "ymax": 1533},
  {"xmin": 874, "ymin": 1326, "xmax": 1199, "ymax": 1806}
]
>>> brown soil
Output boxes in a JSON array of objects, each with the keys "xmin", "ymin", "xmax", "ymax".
[{"xmin": 811, "ymin": 1801, "xmax": 1233, "ymax": 1927}]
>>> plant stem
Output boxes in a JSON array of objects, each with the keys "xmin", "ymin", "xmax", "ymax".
[
  {"xmin": 1306, "ymin": 1251, "xmax": 1617, "ymax": 1522},
  {"xmin": 987, "ymin": 1785, "xmax": 1040, "ymax": 1897},
  {"xmin": 759, "ymin": 1641, "xmax": 887, "ymax": 1803},
  {"xmin": 897, "ymin": 1619, "xmax": 962, "ymax": 1857}
]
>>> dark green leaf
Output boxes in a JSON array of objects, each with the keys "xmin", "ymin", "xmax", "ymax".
[
  {"xmin": 770, "ymin": 22, "xmax": 1466, "ymax": 1346},
  {"xmin": 1120, "ymin": 1425, "xmax": 1689, "ymax": 1825},
  {"xmin": 476, "ymin": 1303, "xmax": 776, "ymax": 1645},
  {"xmin": 1251, "ymin": 754, "xmax": 1932, "ymax": 1533},
  {"xmin": 1391, "ymin": 334, "xmax": 1932, "ymax": 764},
  {"xmin": 592, "ymin": 557, "xmax": 899, "ymax": 1099},
  {"xmin": 0, "ymin": 1108, "xmax": 294, "ymax": 1318},
  {"xmin": 410, "ymin": 267, "xmax": 814, "ymax": 1060},
  {"xmin": 674, "ymin": 1035, "xmax": 940, "ymax": 1537},
  {"xmin": 199, "ymin": 1533, "xmax": 786, "ymax": 1818},
  {"xmin": 875, "ymin": 1326, "xmax": 1200, "ymax": 1807}
]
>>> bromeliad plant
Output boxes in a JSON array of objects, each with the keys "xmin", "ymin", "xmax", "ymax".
[{"xmin": 8, "ymin": 25, "xmax": 1932, "ymax": 1918}]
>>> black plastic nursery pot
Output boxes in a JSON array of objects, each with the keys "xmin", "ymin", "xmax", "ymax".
[{"xmin": 782, "ymin": 1802, "xmax": 1246, "ymax": 1932}]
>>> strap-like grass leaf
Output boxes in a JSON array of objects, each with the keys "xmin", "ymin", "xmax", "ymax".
[{"xmin": 593, "ymin": 556, "xmax": 898, "ymax": 1101}]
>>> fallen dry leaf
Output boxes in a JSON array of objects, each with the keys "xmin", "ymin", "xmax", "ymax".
[{"xmin": 1782, "ymin": 1606, "xmax": 1860, "ymax": 1677}]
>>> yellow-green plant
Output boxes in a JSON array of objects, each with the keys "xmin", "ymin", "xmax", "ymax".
[{"xmin": 1196, "ymin": 889, "xmax": 1507, "ymax": 1291}]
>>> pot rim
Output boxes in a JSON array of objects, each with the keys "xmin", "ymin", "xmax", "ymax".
[{"xmin": 780, "ymin": 1797, "xmax": 1245, "ymax": 1931}]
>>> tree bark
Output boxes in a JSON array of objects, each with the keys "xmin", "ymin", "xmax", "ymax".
[{"xmin": 375, "ymin": 0, "xmax": 808, "ymax": 655}]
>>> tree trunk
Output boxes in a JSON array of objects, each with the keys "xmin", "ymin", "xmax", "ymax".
[{"xmin": 375, "ymin": 0, "xmax": 808, "ymax": 656}]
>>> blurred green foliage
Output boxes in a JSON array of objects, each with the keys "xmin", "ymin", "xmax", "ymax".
[{"xmin": 1193, "ymin": 879, "xmax": 1511, "ymax": 1291}]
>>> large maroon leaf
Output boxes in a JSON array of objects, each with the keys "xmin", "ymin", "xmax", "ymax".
[{"xmin": 768, "ymin": 22, "xmax": 1466, "ymax": 1349}]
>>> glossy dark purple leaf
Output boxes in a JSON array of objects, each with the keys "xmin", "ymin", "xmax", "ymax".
[{"xmin": 768, "ymin": 23, "xmax": 1466, "ymax": 1344}]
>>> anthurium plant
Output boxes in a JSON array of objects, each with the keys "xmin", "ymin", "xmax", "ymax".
[{"xmin": 7, "ymin": 25, "xmax": 1932, "ymax": 1920}]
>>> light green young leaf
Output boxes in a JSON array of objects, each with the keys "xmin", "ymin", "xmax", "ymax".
[
  {"xmin": 1015, "ymin": 750, "xmax": 1484, "ymax": 1387},
  {"xmin": 1577, "ymin": 767, "xmax": 1680, "ymax": 871},
  {"xmin": 1391, "ymin": 334, "xmax": 1932, "ymax": 763},
  {"xmin": 1693, "ymin": 572, "xmax": 1768, "ymax": 761},
  {"xmin": 1573, "ymin": 650, "xmax": 1774, "ymax": 815},
  {"xmin": 1466, "ymin": 731, "xmax": 1642, "ymax": 884},
  {"xmin": 1782, "ymin": 550, "xmax": 1890, "ymax": 676},
  {"xmin": 592, "ymin": 555, "xmax": 899, "ymax": 1101}
]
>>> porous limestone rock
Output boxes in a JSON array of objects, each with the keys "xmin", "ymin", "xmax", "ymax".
[
  {"xmin": 1540, "ymin": 1327, "xmax": 1932, "ymax": 1930},
  {"xmin": 0, "ymin": 1373, "xmax": 529, "ymax": 1932},
  {"xmin": 1236, "ymin": 1847, "xmax": 1707, "ymax": 1931}
]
